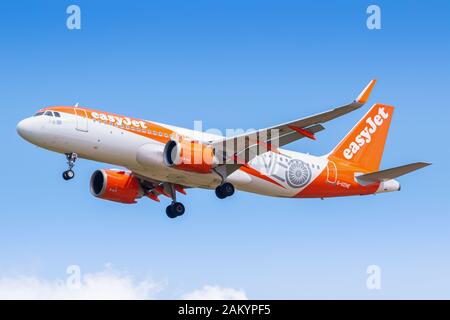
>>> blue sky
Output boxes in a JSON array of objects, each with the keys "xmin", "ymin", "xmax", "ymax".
[{"xmin": 0, "ymin": 0, "xmax": 449, "ymax": 299}]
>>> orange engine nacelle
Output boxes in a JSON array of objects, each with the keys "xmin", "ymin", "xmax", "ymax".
[
  {"xmin": 163, "ymin": 139, "xmax": 218, "ymax": 174},
  {"xmin": 90, "ymin": 169, "xmax": 143, "ymax": 204}
]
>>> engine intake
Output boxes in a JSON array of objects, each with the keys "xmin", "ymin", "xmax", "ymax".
[{"xmin": 90, "ymin": 169, "xmax": 143, "ymax": 204}]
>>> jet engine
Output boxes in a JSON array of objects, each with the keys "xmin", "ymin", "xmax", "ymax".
[
  {"xmin": 90, "ymin": 169, "xmax": 143, "ymax": 204},
  {"xmin": 163, "ymin": 139, "xmax": 218, "ymax": 174}
]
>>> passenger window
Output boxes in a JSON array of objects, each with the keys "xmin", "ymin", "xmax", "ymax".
[
  {"xmin": 44, "ymin": 111, "xmax": 53, "ymax": 117},
  {"xmin": 54, "ymin": 112, "xmax": 61, "ymax": 117}
]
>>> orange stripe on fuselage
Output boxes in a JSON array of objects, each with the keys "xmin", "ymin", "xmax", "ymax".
[
  {"xmin": 43, "ymin": 106, "xmax": 178, "ymax": 144},
  {"xmin": 240, "ymin": 165, "xmax": 286, "ymax": 189}
]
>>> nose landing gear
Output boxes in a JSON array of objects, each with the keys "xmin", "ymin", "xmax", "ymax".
[
  {"xmin": 63, "ymin": 153, "xmax": 77, "ymax": 181},
  {"xmin": 62, "ymin": 170, "xmax": 75, "ymax": 180}
]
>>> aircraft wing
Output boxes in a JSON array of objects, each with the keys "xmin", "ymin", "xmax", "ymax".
[
  {"xmin": 212, "ymin": 79, "xmax": 377, "ymax": 164},
  {"xmin": 356, "ymin": 162, "xmax": 431, "ymax": 184}
]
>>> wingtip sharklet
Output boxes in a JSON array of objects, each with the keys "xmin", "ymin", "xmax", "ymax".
[{"xmin": 356, "ymin": 79, "xmax": 377, "ymax": 104}]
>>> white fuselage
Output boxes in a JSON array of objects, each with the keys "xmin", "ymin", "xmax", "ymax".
[
  {"xmin": 16, "ymin": 108, "xmax": 333, "ymax": 198},
  {"xmin": 17, "ymin": 107, "xmax": 399, "ymax": 199}
]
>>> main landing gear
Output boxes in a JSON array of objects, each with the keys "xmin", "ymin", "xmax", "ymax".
[
  {"xmin": 164, "ymin": 184, "xmax": 185, "ymax": 219},
  {"xmin": 215, "ymin": 182, "xmax": 235, "ymax": 199},
  {"xmin": 63, "ymin": 153, "xmax": 77, "ymax": 181},
  {"xmin": 166, "ymin": 202, "xmax": 185, "ymax": 219}
]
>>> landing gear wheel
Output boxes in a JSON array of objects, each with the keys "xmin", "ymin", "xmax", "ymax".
[
  {"xmin": 222, "ymin": 183, "xmax": 235, "ymax": 197},
  {"xmin": 62, "ymin": 170, "xmax": 75, "ymax": 181},
  {"xmin": 172, "ymin": 202, "xmax": 185, "ymax": 216},
  {"xmin": 166, "ymin": 202, "xmax": 185, "ymax": 218},
  {"xmin": 63, "ymin": 153, "xmax": 78, "ymax": 181},
  {"xmin": 215, "ymin": 187, "xmax": 227, "ymax": 199},
  {"xmin": 215, "ymin": 183, "xmax": 235, "ymax": 199},
  {"xmin": 166, "ymin": 206, "xmax": 177, "ymax": 219}
]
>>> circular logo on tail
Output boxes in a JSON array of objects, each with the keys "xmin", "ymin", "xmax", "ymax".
[{"xmin": 286, "ymin": 159, "xmax": 311, "ymax": 188}]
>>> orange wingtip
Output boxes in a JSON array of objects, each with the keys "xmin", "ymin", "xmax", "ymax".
[{"xmin": 356, "ymin": 79, "xmax": 377, "ymax": 104}]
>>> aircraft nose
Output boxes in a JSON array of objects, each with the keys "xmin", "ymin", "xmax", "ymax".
[{"xmin": 16, "ymin": 118, "xmax": 33, "ymax": 141}]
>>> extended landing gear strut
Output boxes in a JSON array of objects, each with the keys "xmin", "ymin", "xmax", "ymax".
[
  {"xmin": 164, "ymin": 184, "xmax": 185, "ymax": 219},
  {"xmin": 215, "ymin": 182, "xmax": 235, "ymax": 199},
  {"xmin": 62, "ymin": 153, "xmax": 77, "ymax": 181}
]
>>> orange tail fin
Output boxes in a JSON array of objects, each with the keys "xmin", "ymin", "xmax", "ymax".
[{"xmin": 329, "ymin": 103, "xmax": 394, "ymax": 172}]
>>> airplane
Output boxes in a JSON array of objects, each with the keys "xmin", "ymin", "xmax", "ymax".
[{"xmin": 16, "ymin": 80, "xmax": 430, "ymax": 218}]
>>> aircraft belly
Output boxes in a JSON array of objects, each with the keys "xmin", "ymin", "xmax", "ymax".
[{"xmin": 132, "ymin": 167, "xmax": 222, "ymax": 189}]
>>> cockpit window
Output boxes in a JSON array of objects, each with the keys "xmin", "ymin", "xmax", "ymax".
[
  {"xmin": 44, "ymin": 111, "xmax": 53, "ymax": 117},
  {"xmin": 54, "ymin": 112, "xmax": 61, "ymax": 117},
  {"xmin": 34, "ymin": 111, "xmax": 44, "ymax": 117}
]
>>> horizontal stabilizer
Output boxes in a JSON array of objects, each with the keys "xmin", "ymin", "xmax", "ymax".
[{"xmin": 356, "ymin": 162, "xmax": 431, "ymax": 184}]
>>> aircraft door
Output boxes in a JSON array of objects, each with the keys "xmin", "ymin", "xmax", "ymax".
[
  {"xmin": 326, "ymin": 160, "xmax": 337, "ymax": 184},
  {"xmin": 74, "ymin": 108, "xmax": 88, "ymax": 132}
]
